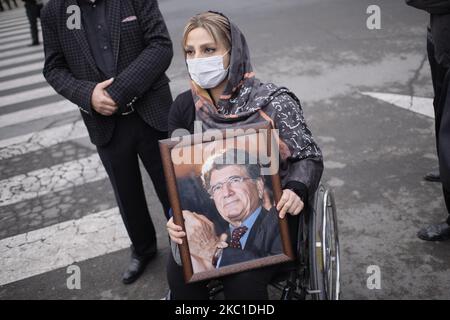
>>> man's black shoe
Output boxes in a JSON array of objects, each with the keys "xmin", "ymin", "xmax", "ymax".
[
  {"xmin": 417, "ymin": 222, "xmax": 450, "ymax": 241},
  {"xmin": 424, "ymin": 171, "xmax": 441, "ymax": 182},
  {"xmin": 122, "ymin": 253, "xmax": 155, "ymax": 284}
]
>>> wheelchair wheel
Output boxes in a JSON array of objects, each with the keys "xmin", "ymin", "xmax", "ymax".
[{"xmin": 309, "ymin": 185, "xmax": 340, "ymax": 300}]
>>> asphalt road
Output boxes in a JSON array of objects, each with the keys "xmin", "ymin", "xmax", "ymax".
[{"xmin": 1, "ymin": 0, "xmax": 449, "ymax": 300}]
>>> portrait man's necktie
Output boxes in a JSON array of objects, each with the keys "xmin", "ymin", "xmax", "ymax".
[{"xmin": 229, "ymin": 226, "xmax": 248, "ymax": 249}]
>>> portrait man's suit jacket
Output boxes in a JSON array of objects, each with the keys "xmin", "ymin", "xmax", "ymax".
[
  {"xmin": 219, "ymin": 207, "xmax": 283, "ymax": 267},
  {"xmin": 41, "ymin": 0, "xmax": 173, "ymax": 146}
]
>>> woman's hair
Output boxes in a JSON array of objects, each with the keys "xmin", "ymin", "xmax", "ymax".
[{"xmin": 182, "ymin": 11, "xmax": 231, "ymax": 53}]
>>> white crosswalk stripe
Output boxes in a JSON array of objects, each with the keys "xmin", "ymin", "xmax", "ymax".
[
  {"xmin": 0, "ymin": 24, "xmax": 36, "ymax": 34},
  {"xmin": 0, "ymin": 61, "xmax": 42, "ymax": 77},
  {"xmin": 0, "ymin": 207, "xmax": 129, "ymax": 286},
  {"xmin": 0, "ymin": 100, "xmax": 77, "ymax": 128},
  {"xmin": 0, "ymin": 51, "xmax": 43, "ymax": 68},
  {"xmin": 0, "ymin": 14, "xmax": 28, "ymax": 22},
  {"xmin": 0, "ymin": 73, "xmax": 45, "ymax": 91},
  {"xmin": 0, "ymin": 32, "xmax": 30, "ymax": 44},
  {"xmin": 0, "ymin": 153, "xmax": 107, "ymax": 207},
  {"xmin": 0, "ymin": 19, "xmax": 29, "ymax": 29},
  {"xmin": 0, "ymin": 27, "xmax": 41, "ymax": 39},
  {"xmin": 0, "ymin": 86, "xmax": 54, "ymax": 108},
  {"xmin": 0, "ymin": 120, "xmax": 87, "ymax": 160},
  {"xmin": 0, "ymin": 39, "xmax": 30, "ymax": 50},
  {"xmin": 0, "ymin": 16, "xmax": 39, "ymax": 28},
  {"xmin": 0, "ymin": 14, "xmax": 27, "ymax": 22},
  {"xmin": 0, "ymin": 16, "xmax": 26, "ymax": 23},
  {"xmin": 0, "ymin": 12, "xmax": 25, "ymax": 19},
  {"xmin": 0, "ymin": 46, "xmax": 42, "ymax": 59},
  {"xmin": 0, "ymin": 18, "xmax": 29, "ymax": 26}
]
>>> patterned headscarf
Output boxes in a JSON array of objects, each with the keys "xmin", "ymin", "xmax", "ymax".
[{"xmin": 190, "ymin": 12, "xmax": 322, "ymax": 164}]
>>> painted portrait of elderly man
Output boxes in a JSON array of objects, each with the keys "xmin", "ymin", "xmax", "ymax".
[
  {"xmin": 177, "ymin": 148, "xmax": 294, "ymax": 282},
  {"xmin": 176, "ymin": 148, "xmax": 283, "ymax": 273},
  {"xmin": 159, "ymin": 124, "xmax": 295, "ymax": 282}
]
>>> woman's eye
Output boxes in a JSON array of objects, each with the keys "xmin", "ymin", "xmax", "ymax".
[
  {"xmin": 185, "ymin": 50, "xmax": 193, "ymax": 56},
  {"xmin": 205, "ymin": 48, "xmax": 216, "ymax": 54}
]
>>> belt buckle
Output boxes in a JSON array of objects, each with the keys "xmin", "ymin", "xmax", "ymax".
[{"xmin": 121, "ymin": 104, "xmax": 135, "ymax": 116}]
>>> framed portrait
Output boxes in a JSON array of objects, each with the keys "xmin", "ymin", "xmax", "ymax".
[{"xmin": 159, "ymin": 122, "xmax": 295, "ymax": 283}]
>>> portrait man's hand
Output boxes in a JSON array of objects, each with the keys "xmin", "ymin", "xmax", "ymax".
[
  {"xmin": 182, "ymin": 210, "xmax": 219, "ymax": 263},
  {"xmin": 91, "ymin": 78, "xmax": 118, "ymax": 116},
  {"xmin": 166, "ymin": 210, "xmax": 229, "ymax": 272}
]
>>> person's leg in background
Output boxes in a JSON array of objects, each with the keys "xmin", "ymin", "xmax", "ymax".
[
  {"xmin": 36, "ymin": 1, "xmax": 43, "ymax": 18},
  {"xmin": 97, "ymin": 114, "xmax": 159, "ymax": 284},
  {"xmin": 4, "ymin": 0, "xmax": 11, "ymax": 10},
  {"xmin": 24, "ymin": 2, "xmax": 40, "ymax": 46}
]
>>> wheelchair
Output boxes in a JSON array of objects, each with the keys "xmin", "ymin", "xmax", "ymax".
[
  {"xmin": 206, "ymin": 184, "xmax": 340, "ymax": 300},
  {"xmin": 268, "ymin": 184, "xmax": 340, "ymax": 300}
]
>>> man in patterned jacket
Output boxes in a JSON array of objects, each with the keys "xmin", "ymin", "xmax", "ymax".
[{"xmin": 41, "ymin": 0, "xmax": 173, "ymax": 284}]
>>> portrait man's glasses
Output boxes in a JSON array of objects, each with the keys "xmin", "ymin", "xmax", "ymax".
[{"xmin": 208, "ymin": 175, "xmax": 253, "ymax": 196}]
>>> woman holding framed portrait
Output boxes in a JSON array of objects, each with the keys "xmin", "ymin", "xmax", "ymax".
[{"xmin": 164, "ymin": 11, "xmax": 323, "ymax": 299}]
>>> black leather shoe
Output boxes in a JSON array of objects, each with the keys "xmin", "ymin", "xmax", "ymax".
[
  {"xmin": 424, "ymin": 171, "xmax": 441, "ymax": 182},
  {"xmin": 122, "ymin": 253, "xmax": 155, "ymax": 284},
  {"xmin": 417, "ymin": 222, "xmax": 450, "ymax": 241}
]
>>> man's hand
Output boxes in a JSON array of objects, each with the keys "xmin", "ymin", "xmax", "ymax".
[
  {"xmin": 91, "ymin": 78, "xmax": 118, "ymax": 116},
  {"xmin": 276, "ymin": 189, "xmax": 304, "ymax": 219},
  {"xmin": 182, "ymin": 210, "xmax": 218, "ymax": 262}
]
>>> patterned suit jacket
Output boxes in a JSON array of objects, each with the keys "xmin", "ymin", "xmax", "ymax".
[{"xmin": 41, "ymin": 0, "xmax": 173, "ymax": 146}]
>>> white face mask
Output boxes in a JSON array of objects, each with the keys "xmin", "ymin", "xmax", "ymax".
[{"xmin": 186, "ymin": 51, "xmax": 229, "ymax": 89}]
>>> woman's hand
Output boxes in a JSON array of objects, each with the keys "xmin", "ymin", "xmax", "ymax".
[
  {"xmin": 276, "ymin": 189, "xmax": 304, "ymax": 219},
  {"xmin": 166, "ymin": 217, "xmax": 186, "ymax": 245}
]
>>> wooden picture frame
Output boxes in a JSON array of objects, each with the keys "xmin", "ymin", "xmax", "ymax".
[{"xmin": 159, "ymin": 122, "xmax": 295, "ymax": 283}]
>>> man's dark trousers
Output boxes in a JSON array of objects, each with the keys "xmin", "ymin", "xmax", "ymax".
[
  {"xmin": 427, "ymin": 30, "xmax": 450, "ymax": 223},
  {"xmin": 97, "ymin": 112, "xmax": 170, "ymax": 258}
]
